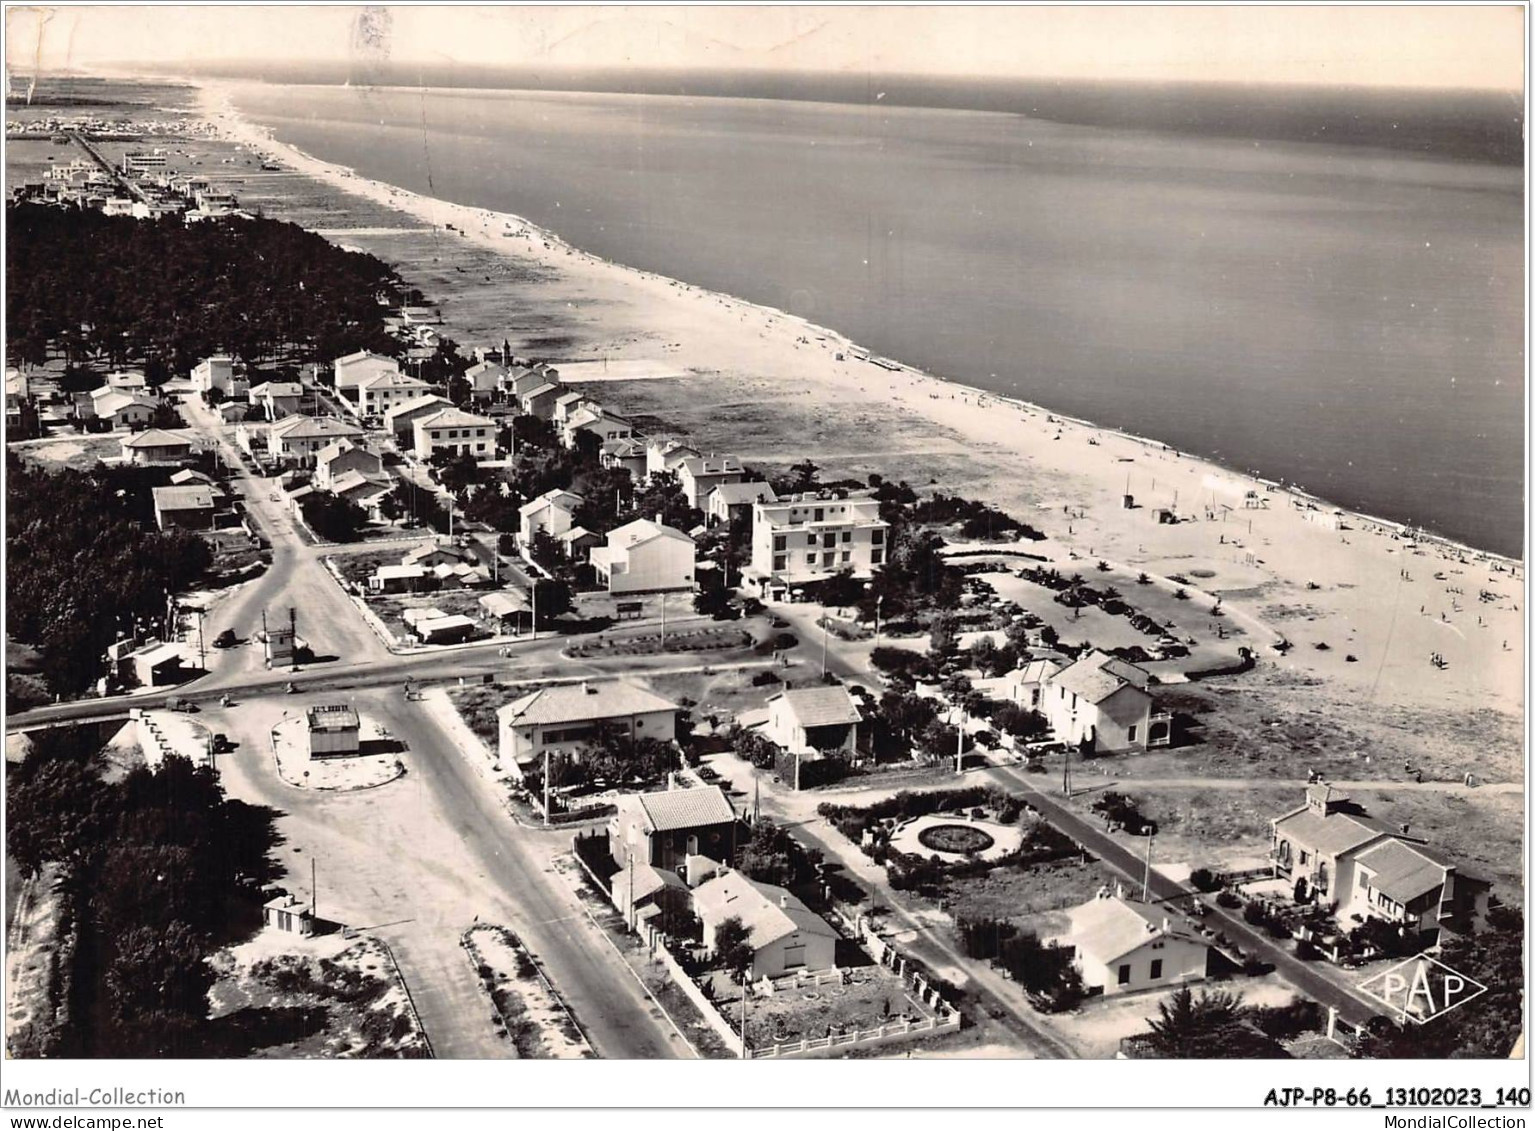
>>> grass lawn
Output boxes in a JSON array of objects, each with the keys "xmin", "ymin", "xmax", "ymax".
[
  {"xmin": 709, "ymin": 964, "xmax": 931, "ymax": 1049},
  {"xmin": 937, "ymin": 857, "xmax": 1117, "ymax": 935}
]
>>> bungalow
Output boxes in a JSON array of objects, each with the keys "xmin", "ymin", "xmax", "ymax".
[
  {"xmin": 248, "ymin": 381, "xmax": 305, "ymax": 420},
  {"xmin": 411, "ymin": 407, "xmax": 497, "ymax": 461},
  {"xmin": 1042, "ymin": 650, "xmax": 1160, "ymax": 754},
  {"xmin": 191, "ymin": 355, "xmax": 247, "ymax": 397},
  {"xmin": 169, "ymin": 468, "xmax": 216, "ymax": 488},
  {"xmin": 313, "ymin": 440, "xmax": 384, "ymax": 490},
  {"xmin": 989, "ymin": 658, "xmax": 1064, "ymax": 712},
  {"xmin": 383, "ymin": 394, "xmax": 454, "ymax": 444},
  {"xmin": 463, "ymin": 361, "xmax": 508, "ymax": 403},
  {"xmin": 496, "ymin": 679, "xmax": 678, "ymax": 774},
  {"xmin": 553, "ymin": 391, "xmax": 588, "ymax": 425},
  {"xmin": 105, "ymin": 370, "xmax": 149, "ymax": 393},
  {"xmin": 333, "ymin": 350, "xmax": 400, "ymax": 394},
  {"xmin": 692, "ymin": 870, "xmax": 838, "ymax": 981},
  {"xmin": 351, "ymin": 371, "xmax": 434, "ymax": 418},
  {"xmin": 589, "ymin": 518, "xmax": 696, "ymax": 594},
  {"xmin": 508, "ymin": 367, "xmax": 552, "ymax": 400},
  {"xmin": 610, "ymin": 785, "xmax": 738, "ymax": 873},
  {"xmin": 121, "ymin": 428, "xmax": 194, "ymax": 466},
  {"xmin": 331, "ymin": 470, "xmax": 393, "ymax": 519},
  {"xmin": 519, "ymin": 381, "xmax": 561, "ymax": 420},
  {"xmin": 561, "ymin": 406, "xmax": 637, "ymax": 450},
  {"xmin": 413, "ymin": 614, "xmax": 477, "ymax": 645},
  {"xmin": 267, "ymin": 415, "xmax": 366, "ymax": 468},
  {"xmin": 92, "ymin": 390, "xmax": 159, "ymax": 429},
  {"xmin": 479, "ymin": 589, "xmax": 530, "ymax": 632},
  {"xmin": 127, "ymin": 641, "xmax": 184, "ymax": 687},
  {"xmin": 402, "ymin": 544, "xmax": 468, "ymax": 570},
  {"xmin": 646, "ymin": 437, "xmax": 699, "ymax": 481},
  {"xmin": 762, "ymin": 685, "xmax": 862, "ymax": 759},
  {"xmin": 558, "ymin": 525, "xmax": 604, "ymax": 563},
  {"xmin": 1065, "ymin": 893, "xmax": 1209, "ymax": 996},
  {"xmin": 519, "ymin": 488, "xmax": 583, "ymax": 545},
  {"xmin": 676, "ymin": 455, "xmax": 745, "ymax": 511},
  {"xmin": 151, "ymin": 485, "xmax": 216, "ymax": 531},
  {"xmin": 601, "ymin": 437, "xmax": 649, "ymax": 480},
  {"xmin": 369, "ymin": 564, "xmax": 432, "ymax": 593},
  {"xmin": 707, "ymin": 481, "xmax": 777, "ymax": 528}
]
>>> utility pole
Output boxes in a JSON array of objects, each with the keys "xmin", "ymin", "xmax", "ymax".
[
  {"xmin": 543, "ymin": 746, "xmax": 551, "ymax": 828},
  {"xmin": 289, "ymin": 607, "xmax": 298, "ymax": 671},
  {"xmin": 1062, "ymin": 741, "xmax": 1071, "ymax": 798},
  {"xmin": 196, "ymin": 610, "xmax": 206, "ymax": 669},
  {"xmin": 953, "ymin": 708, "xmax": 965, "ymax": 775},
  {"xmin": 659, "ymin": 591, "xmax": 667, "ymax": 643},
  {"xmin": 821, "ymin": 614, "xmax": 829, "ymax": 677},
  {"xmin": 530, "ymin": 581, "xmax": 538, "ymax": 643},
  {"xmin": 1141, "ymin": 834, "xmax": 1154, "ymax": 902},
  {"xmin": 261, "ymin": 610, "xmax": 269, "ymax": 667},
  {"xmin": 312, "ymin": 857, "xmax": 317, "ymax": 919},
  {"xmin": 872, "ymin": 595, "xmax": 884, "ymax": 651}
]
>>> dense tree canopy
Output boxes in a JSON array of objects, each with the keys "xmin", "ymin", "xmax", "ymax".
[
  {"xmin": 6, "ymin": 204, "xmax": 404, "ymax": 371},
  {"xmin": 7, "ymin": 455, "xmax": 213, "ymax": 695}
]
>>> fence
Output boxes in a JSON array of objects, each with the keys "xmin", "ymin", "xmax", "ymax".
[
  {"xmin": 747, "ymin": 1012, "xmax": 961, "ymax": 1059},
  {"xmin": 652, "ymin": 941, "xmax": 744, "ymax": 1057}
]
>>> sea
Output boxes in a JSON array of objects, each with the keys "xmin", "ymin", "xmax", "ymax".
[{"xmin": 228, "ymin": 79, "xmax": 1526, "ymax": 559}]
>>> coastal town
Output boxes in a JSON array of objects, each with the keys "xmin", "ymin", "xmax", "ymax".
[{"xmin": 2, "ymin": 71, "xmax": 1523, "ymax": 1072}]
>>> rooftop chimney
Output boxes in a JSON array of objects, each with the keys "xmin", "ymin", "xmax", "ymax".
[
  {"xmin": 582, "ymin": 681, "xmax": 595, "ymax": 695},
  {"xmin": 1400, "ymin": 823, "xmax": 1410, "ymax": 835},
  {"xmin": 780, "ymin": 892, "xmax": 790, "ymax": 908}
]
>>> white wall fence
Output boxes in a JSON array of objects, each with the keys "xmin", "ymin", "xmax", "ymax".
[{"xmin": 747, "ymin": 1012, "xmax": 961, "ymax": 1060}]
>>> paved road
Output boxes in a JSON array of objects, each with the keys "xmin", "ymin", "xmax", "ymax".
[
  {"xmin": 989, "ymin": 763, "xmax": 1385, "ymax": 1027},
  {"xmin": 208, "ymin": 686, "xmax": 689, "ymax": 1059}
]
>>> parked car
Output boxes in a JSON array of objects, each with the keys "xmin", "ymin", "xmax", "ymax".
[
  {"xmin": 213, "ymin": 629, "xmax": 238, "ymax": 648},
  {"xmin": 165, "ymin": 697, "xmax": 197, "ymax": 713}
]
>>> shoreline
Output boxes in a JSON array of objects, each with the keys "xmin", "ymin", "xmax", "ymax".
[
  {"xmin": 198, "ymin": 82, "xmax": 1521, "ymax": 571},
  {"xmin": 189, "ymin": 80, "xmax": 1522, "ymax": 720}
]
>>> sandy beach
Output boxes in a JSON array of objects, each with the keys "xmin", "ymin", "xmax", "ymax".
[{"xmin": 195, "ymin": 84, "xmax": 1522, "ymax": 734}]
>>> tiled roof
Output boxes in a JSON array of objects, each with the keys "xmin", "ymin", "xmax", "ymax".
[
  {"xmin": 359, "ymin": 371, "xmax": 431, "ymax": 390},
  {"xmin": 629, "ymin": 786, "xmax": 736, "ymax": 833},
  {"xmin": 416, "ymin": 407, "xmax": 496, "ymax": 430},
  {"xmin": 1355, "ymin": 839, "xmax": 1450, "ymax": 905},
  {"xmin": 1271, "ymin": 807, "xmax": 1395, "ymax": 858},
  {"xmin": 521, "ymin": 381, "xmax": 560, "ymax": 400},
  {"xmin": 605, "ymin": 518, "xmax": 694, "ymax": 549},
  {"xmin": 96, "ymin": 391, "xmax": 158, "ymax": 416},
  {"xmin": 151, "ymin": 485, "xmax": 214, "ymax": 511},
  {"xmin": 121, "ymin": 428, "xmax": 191, "ymax": 448},
  {"xmin": 773, "ymin": 686, "xmax": 862, "ymax": 728},
  {"xmin": 497, "ymin": 680, "xmax": 678, "ymax": 727},
  {"xmin": 708, "ymin": 482, "xmax": 777, "ymax": 506},
  {"xmin": 519, "ymin": 488, "xmax": 583, "ymax": 517},
  {"xmin": 270, "ymin": 415, "xmax": 364, "ymax": 441},
  {"xmin": 1051, "ymin": 651, "xmax": 1151, "ymax": 705},
  {"xmin": 691, "ymin": 871, "xmax": 837, "ymax": 948},
  {"xmin": 1069, "ymin": 896, "xmax": 1204, "ymax": 964},
  {"xmin": 678, "ymin": 455, "xmax": 743, "ymax": 477},
  {"xmin": 384, "ymin": 394, "xmax": 452, "ymax": 422}
]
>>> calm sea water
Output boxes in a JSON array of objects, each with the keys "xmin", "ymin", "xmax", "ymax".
[{"xmin": 232, "ymin": 83, "xmax": 1525, "ymax": 557}]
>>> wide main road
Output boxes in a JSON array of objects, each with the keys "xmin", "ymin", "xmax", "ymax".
[{"xmin": 208, "ymin": 686, "xmax": 689, "ymax": 1058}]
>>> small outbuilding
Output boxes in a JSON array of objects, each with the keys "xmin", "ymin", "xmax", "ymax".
[{"xmin": 305, "ymin": 704, "xmax": 361, "ymax": 758}]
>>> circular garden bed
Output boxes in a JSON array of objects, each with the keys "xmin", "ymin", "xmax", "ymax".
[{"xmin": 916, "ymin": 823, "xmax": 996, "ymax": 855}]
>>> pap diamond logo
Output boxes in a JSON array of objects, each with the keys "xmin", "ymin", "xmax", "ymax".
[{"xmin": 1358, "ymin": 954, "xmax": 1487, "ymax": 1025}]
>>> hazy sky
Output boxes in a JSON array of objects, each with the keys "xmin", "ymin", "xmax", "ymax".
[{"xmin": 5, "ymin": 5, "xmax": 1525, "ymax": 90}]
